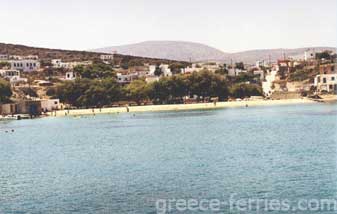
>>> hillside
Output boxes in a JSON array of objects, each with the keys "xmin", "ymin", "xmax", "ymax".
[
  {"xmin": 0, "ymin": 43, "xmax": 188, "ymax": 65},
  {"xmin": 229, "ymin": 47, "xmax": 336, "ymax": 64},
  {"xmin": 93, "ymin": 41, "xmax": 335, "ymax": 64},
  {"xmin": 92, "ymin": 41, "xmax": 229, "ymax": 62}
]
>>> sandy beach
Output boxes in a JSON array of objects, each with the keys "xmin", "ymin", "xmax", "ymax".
[{"xmin": 46, "ymin": 96, "xmax": 337, "ymax": 117}]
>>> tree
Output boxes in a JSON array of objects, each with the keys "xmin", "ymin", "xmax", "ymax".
[
  {"xmin": 128, "ymin": 59, "xmax": 144, "ymax": 67},
  {"xmin": 148, "ymin": 78, "xmax": 170, "ymax": 104},
  {"xmin": 315, "ymin": 51, "xmax": 332, "ymax": 60},
  {"xmin": 126, "ymin": 79, "xmax": 149, "ymax": 105},
  {"xmin": 235, "ymin": 62, "xmax": 245, "ymax": 70},
  {"xmin": 230, "ymin": 83, "xmax": 262, "ymax": 98},
  {"xmin": 0, "ymin": 61, "xmax": 10, "ymax": 69},
  {"xmin": 0, "ymin": 78, "xmax": 12, "ymax": 103},
  {"xmin": 53, "ymin": 78, "xmax": 123, "ymax": 108},
  {"xmin": 74, "ymin": 62, "xmax": 115, "ymax": 79},
  {"xmin": 169, "ymin": 63, "xmax": 185, "ymax": 75},
  {"xmin": 187, "ymin": 70, "xmax": 229, "ymax": 101},
  {"xmin": 215, "ymin": 63, "xmax": 228, "ymax": 75},
  {"xmin": 154, "ymin": 65, "xmax": 163, "ymax": 76}
]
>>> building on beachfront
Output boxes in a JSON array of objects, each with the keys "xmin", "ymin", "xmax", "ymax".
[
  {"xmin": 0, "ymin": 69, "xmax": 27, "ymax": 84},
  {"xmin": 277, "ymin": 59, "xmax": 294, "ymax": 80},
  {"xmin": 9, "ymin": 59, "xmax": 40, "ymax": 72},
  {"xmin": 262, "ymin": 69, "xmax": 278, "ymax": 97},
  {"xmin": 314, "ymin": 73, "xmax": 337, "ymax": 93},
  {"xmin": 40, "ymin": 99, "xmax": 60, "ymax": 112}
]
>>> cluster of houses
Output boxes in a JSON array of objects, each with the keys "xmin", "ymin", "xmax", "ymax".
[
  {"xmin": 0, "ymin": 49, "xmax": 336, "ymax": 116},
  {"xmin": 261, "ymin": 50, "xmax": 336, "ymax": 98}
]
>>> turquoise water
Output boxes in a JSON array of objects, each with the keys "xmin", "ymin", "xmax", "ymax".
[{"xmin": 0, "ymin": 103, "xmax": 337, "ymax": 214}]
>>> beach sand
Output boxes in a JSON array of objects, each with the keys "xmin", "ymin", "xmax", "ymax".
[{"xmin": 46, "ymin": 97, "xmax": 337, "ymax": 117}]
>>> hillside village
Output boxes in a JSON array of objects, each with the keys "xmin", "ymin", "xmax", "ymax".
[{"xmin": 0, "ymin": 44, "xmax": 336, "ymax": 118}]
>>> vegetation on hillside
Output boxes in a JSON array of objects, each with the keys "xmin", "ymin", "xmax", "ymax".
[{"xmin": 0, "ymin": 79, "xmax": 12, "ymax": 104}]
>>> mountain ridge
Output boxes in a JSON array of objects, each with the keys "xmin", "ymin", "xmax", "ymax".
[{"xmin": 93, "ymin": 41, "xmax": 335, "ymax": 63}]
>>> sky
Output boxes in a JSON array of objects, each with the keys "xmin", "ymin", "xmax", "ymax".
[{"xmin": 0, "ymin": 0, "xmax": 336, "ymax": 53}]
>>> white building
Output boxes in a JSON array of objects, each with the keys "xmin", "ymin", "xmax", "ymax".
[
  {"xmin": 51, "ymin": 59, "xmax": 63, "ymax": 68},
  {"xmin": 262, "ymin": 69, "xmax": 278, "ymax": 97},
  {"xmin": 116, "ymin": 72, "xmax": 137, "ymax": 84},
  {"xmin": 0, "ymin": 69, "xmax": 27, "ymax": 84},
  {"xmin": 149, "ymin": 65, "xmax": 156, "ymax": 75},
  {"xmin": 9, "ymin": 59, "xmax": 40, "ymax": 72},
  {"xmin": 40, "ymin": 99, "xmax": 60, "ymax": 112},
  {"xmin": 148, "ymin": 64, "xmax": 172, "ymax": 77},
  {"xmin": 304, "ymin": 50, "xmax": 315, "ymax": 61},
  {"xmin": 228, "ymin": 68, "xmax": 247, "ymax": 77},
  {"xmin": 100, "ymin": 54, "xmax": 114, "ymax": 61},
  {"xmin": 181, "ymin": 64, "xmax": 201, "ymax": 74},
  {"xmin": 0, "ymin": 54, "xmax": 8, "ymax": 61},
  {"xmin": 51, "ymin": 59, "xmax": 92, "ymax": 69},
  {"xmin": 65, "ymin": 71, "xmax": 77, "ymax": 80},
  {"xmin": 314, "ymin": 74, "xmax": 337, "ymax": 93},
  {"xmin": 253, "ymin": 69, "xmax": 265, "ymax": 80},
  {"xmin": 160, "ymin": 64, "xmax": 172, "ymax": 77}
]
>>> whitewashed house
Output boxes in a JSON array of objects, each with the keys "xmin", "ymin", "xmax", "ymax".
[
  {"xmin": 314, "ymin": 74, "xmax": 337, "ymax": 93},
  {"xmin": 40, "ymin": 99, "xmax": 60, "ymax": 112},
  {"xmin": 0, "ymin": 69, "xmax": 27, "ymax": 84},
  {"xmin": 65, "ymin": 71, "xmax": 77, "ymax": 80},
  {"xmin": 160, "ymin": 64, "xmax": 172, "ymax": 77},
  {"xmin": 100, "ymin": 54, "xmax": 114, "ymax": 61},
  {"xmin": 228, "ymin": 68, "xmax": 247, "ymax": 77},
  {"xmin": 262, "ymin": 69, "xmax": 278, "ymax": 97},
  {"xmin": 51, "ymin": 59, "xmax": 92, "ymax": 69},
  {"xmin": 148, "ymin": 64, "xmax": 172, "ymax": 77},
  {"xmin": 9, "ymin": 59, "xmax": 40, "ymax": 72},
  {"xmin": 51, "ymin": 59, "xmax": 63, "ymax": 68},
  {"xmin": 0, "ymin": 54, "xmax": 8, "ymax": 61},
  {"xmin": 148, "ymin": 65, "xmax": 156, "ymax": 75},
  {"xmin": 116, "ymin": 72, "xmax": 136, "ymax": 84}
]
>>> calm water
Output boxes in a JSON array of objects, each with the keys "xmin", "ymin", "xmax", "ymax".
[{"xmin": 1, "ymin": 103, "xmax": 337, "ymax": 214}]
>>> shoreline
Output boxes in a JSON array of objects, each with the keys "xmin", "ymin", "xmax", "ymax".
[{"xmin": 46, "ymin": 97, "xmax": 336, "ymax": 117}]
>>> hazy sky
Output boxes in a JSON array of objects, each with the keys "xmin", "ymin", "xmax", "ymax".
[{"xmin": 1, "ymin": 0, "xmax": 336, "ymax": 52}]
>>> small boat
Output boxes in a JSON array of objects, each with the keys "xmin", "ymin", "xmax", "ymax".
[
  {"xmin": 0, "ymin": 114, "xmax": 30, "ymax": 121},
  {"xmin": 0, "ymin": 115, "xmax": 19, "ymax": 121}
]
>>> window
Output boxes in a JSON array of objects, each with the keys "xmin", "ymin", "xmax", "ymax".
[
  {"xmin": 323, "ymin": 78, "xmax": 327, "ymax": 83},
  {"xmin": 332, "ymin": 77, "xmax": 335, "ymax": 81}
]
